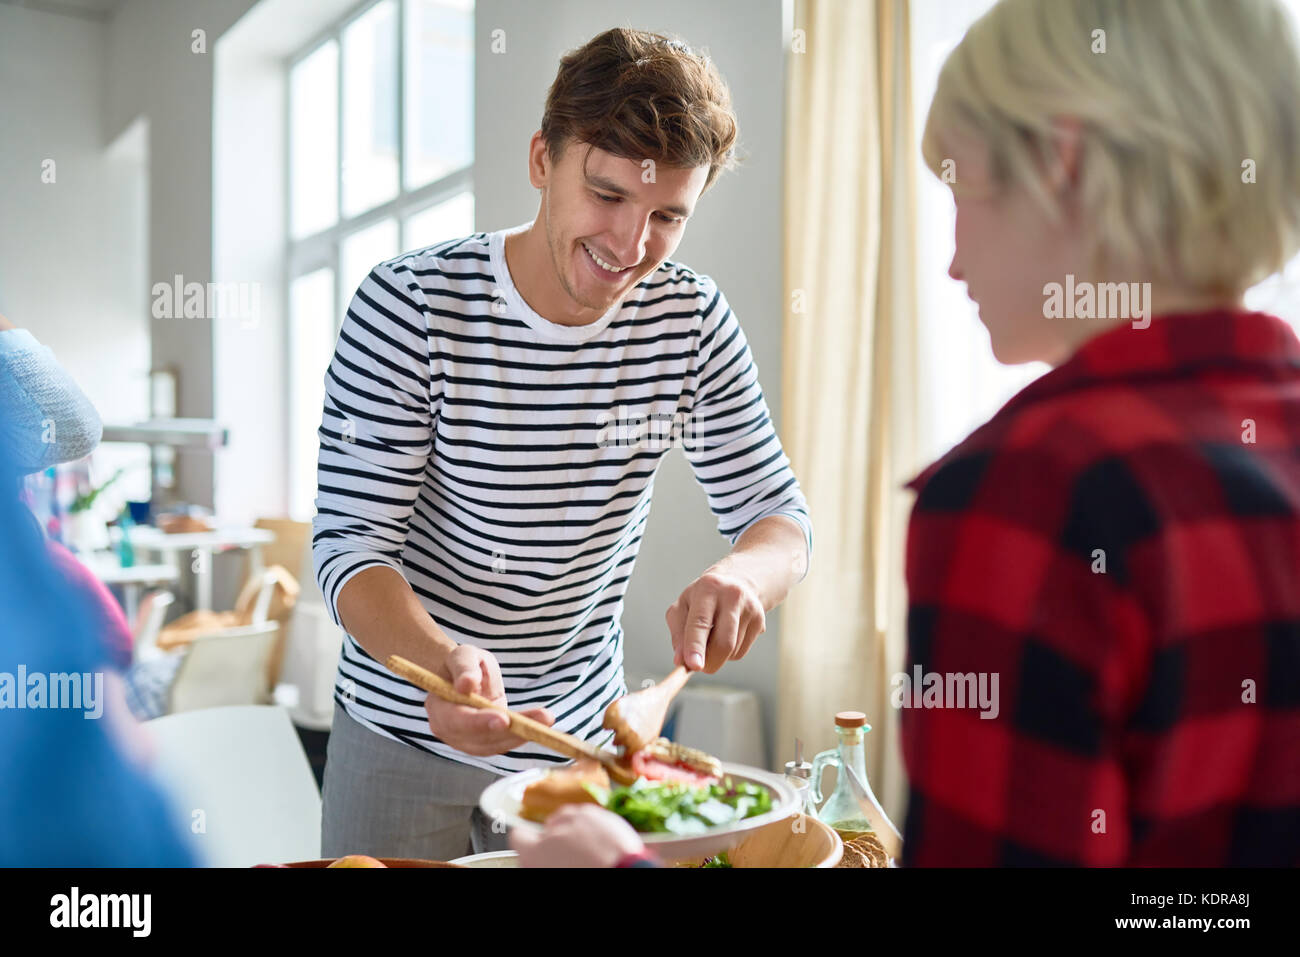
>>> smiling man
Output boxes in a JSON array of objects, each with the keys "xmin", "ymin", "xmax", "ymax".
[{"xmin": 312, "ymin": 27, "xmax": 811, "ymax": 862}]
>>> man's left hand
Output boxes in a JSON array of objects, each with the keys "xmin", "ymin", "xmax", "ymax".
[{"xmin": 666, "ymin": 565, "xmax": 766, "ymax": 674}]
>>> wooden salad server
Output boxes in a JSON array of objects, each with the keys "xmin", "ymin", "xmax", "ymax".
[
  {"xmin": 602, "ymin": 664, "xmax": 693, "ymax": 753},
  {"xmin": 388, "ymin": 655, "xmax": 637, "ymax": 785}
]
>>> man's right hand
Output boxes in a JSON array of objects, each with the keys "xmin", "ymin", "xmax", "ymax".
[{"xmin": 422, "ymin": 643, "xmax": 554, "ymax": 756}]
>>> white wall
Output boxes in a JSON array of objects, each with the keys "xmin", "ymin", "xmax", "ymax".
[
  {"xmin": 1, "ymin": 0, "xmax": 327, "ymax": 520},
  {"xmin": 0, "ymin": 3, "xmax": 151, "ymax": 500},
  {"xmin": 211, "ymin": 0, "xmax": 360, "ymax": 528},
  {"xmin": 105, "ymin": 0, "xmax": 262, "ymax": 509},
  {"xmin": 475, "ymin": 0, "xmax": 792, "ymax": 768}
]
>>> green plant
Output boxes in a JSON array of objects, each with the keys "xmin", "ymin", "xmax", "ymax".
[{"xmin": 69, "ymin": 467, "xmax": 126, "ymax": 514}]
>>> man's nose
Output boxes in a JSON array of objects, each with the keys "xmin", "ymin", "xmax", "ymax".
[
  {"xmin": 948, "ymin": 252, "xmax": 962, "ymax": 283},
  {"xmin": 612, "ymin": 213, "xmax": 651, "ymax": 267}
]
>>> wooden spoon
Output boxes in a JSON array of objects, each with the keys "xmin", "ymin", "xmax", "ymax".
[
  {"xmin": 603, "ymin": 664, "xmax": 693, "ymax": 753},
  {"xmin": 387, "ymin": 655, "xmax": 637, "ymax": 785}
]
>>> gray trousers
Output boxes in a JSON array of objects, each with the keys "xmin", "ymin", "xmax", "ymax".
[{"xmin": 321, "ymin": 701, "xmax": 513, "ymax": 862}]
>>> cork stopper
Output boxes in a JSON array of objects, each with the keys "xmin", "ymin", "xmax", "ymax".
[{"xmin": 835, "ymin": 711, "xmax": 868, "ymax": 728}]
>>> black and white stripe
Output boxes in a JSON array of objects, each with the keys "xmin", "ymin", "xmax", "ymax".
[{"xmin": 312, "ymin": 225, "xmax": 812, "ymax": 775}]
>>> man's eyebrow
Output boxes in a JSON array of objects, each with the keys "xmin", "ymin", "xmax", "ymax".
[{"xmin": 585, "ymin": 173, "xmax": 693, "ymax": 219}]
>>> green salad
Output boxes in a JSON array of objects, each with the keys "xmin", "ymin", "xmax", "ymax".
[{"xmin": 583, "ymin": 777, "xmax": 773, "ymax": 836}]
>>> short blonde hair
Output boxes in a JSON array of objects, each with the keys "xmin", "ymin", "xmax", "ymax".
[{"xmin": 922, "ymin": 0, "xmax": 1300, "ymax": 295}]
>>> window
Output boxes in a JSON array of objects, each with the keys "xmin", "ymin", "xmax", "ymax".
[
  {"xmin": 1244, "ymin": 0, "xmax": 1300, "ymax": 333},
  {"xmin": 911, "ymin": 0, "xmax": 1041, "ymax": 467},
  {"xmin": 285, "ymin": 0, "xmax": 476, "ymax": 521},
  {"xmin": 289, "ymin": 268, "xmax": 335, "ymax": 522}
]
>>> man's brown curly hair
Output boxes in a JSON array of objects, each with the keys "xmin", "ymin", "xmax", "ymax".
[{"xmin": 540, "ymin": 28, "xmax": 739, "ymax": 192}]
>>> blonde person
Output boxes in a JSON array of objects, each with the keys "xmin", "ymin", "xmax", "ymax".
[
  {"xmin": 517, "ymin": 0, "xmax": 1300, "ymax": 868},
  {"xmin": 901, "ymin": 0, "xmax": 1300, "ymax": 867}
]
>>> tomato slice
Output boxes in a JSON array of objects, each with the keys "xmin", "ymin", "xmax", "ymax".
[{"xmin": 629, "ymin": 750, "xmax": 720, "ymax": 787}]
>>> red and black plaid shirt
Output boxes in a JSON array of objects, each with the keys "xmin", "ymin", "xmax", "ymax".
[{"xmin": 900, "ymin": 308, "xmax": 1300, "ymax": 866}]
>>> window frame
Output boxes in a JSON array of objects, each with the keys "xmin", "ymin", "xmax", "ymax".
[
  {"xmin": 285, "ymin": 0, "xmax": 475, "ymax": 329},
  {"xmin": 283, "ymin": 0, "xmax": 475, "ymax": 521}
]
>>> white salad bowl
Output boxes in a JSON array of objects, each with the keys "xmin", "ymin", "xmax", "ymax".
[{"xmin": 479, "ymin": 761, "xmax": 800, "ymax": 862}]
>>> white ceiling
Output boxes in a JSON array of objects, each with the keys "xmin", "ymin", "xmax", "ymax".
[
  {"xmin": 49, "ymin": 0, "xmax": 125, "ymax": 12},
  {"xmin": 0, "ymin": 0, "xmax": 128, "ymax": 21}
]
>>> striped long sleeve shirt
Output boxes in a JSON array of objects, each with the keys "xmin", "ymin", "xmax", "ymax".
[{"xmin": 312, "ymin": 224, "xmax": 812, "ymax": 775}]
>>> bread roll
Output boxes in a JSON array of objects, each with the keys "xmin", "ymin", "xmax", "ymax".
[{"xmin": 519, "ymin": 759, "xmax": 611, "ymax": 823}]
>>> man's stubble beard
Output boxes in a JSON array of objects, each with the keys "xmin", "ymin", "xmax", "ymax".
[
  {"xmin": 543, "ymin": 191, "xmax": 595, "ymax": 314},
  {"xmin": 543, "ymin": 190, "xmax": 608, "ymax": 314}
]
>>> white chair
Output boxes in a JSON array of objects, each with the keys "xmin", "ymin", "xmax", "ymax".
[
  {"xmin": 275, "ymin": 534, "xmax": 344, "ymax": 731},
  {"xmin": 277, "ymin": 605, "xmax": 344, "ymax": 730},
  {"xmin": 131, "ymin": 589, "xmax": 176, "ymax": 663},
  {"xmin": 144, "ymin": 705, "xmax": 321, "ymax": 866},
  {"xmin": 167, "ymin": 621, "xmax": 280, "ymax": 714},
  {"xmin": 232, "ymin": 566, "xmax": 281, "ymax": 625}
]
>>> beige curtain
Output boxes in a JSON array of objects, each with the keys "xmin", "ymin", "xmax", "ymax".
[{"xmin": 779, "ymin": 0, "xmax": 919, "ymax": 825}]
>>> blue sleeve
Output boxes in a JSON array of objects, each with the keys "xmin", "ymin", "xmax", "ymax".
[
  {"xmin": 0, "ymin": 328, "xmax": 102, "ymax": 475},
  {"xmin": 0, "ymin": 440, "xmax": 198, "ymax": 866}
]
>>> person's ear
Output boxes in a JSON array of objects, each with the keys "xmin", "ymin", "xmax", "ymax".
[
  {"xmin": 527, "ymin": 131, "xmax": 549, "ymax": 190},
  {"xmin": 1046, "ymin": 116, "xmax": 1083, "ymax": 192}
]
